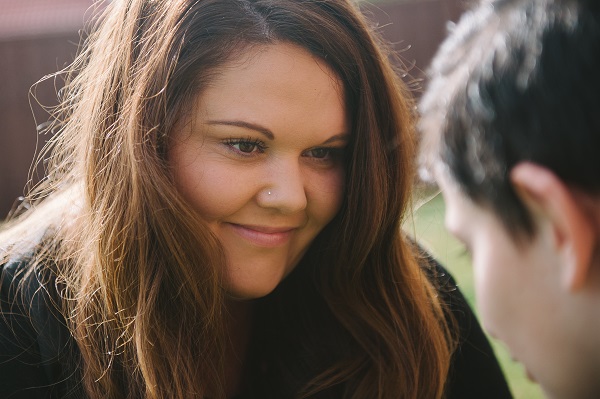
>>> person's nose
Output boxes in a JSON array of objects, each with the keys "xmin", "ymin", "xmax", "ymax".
[{"xmin": 257, "ymin": 157, "xmax": 308, "ymax": 214}]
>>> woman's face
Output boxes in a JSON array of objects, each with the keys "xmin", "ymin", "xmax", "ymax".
[{"xmin": 169, "ymin": 43, "xmax": 348, "ymax": 299}]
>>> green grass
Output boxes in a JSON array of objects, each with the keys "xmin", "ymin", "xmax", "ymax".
[{"xmin": 407, "ymin": 193, "xmax": 545, "ymax": 399}]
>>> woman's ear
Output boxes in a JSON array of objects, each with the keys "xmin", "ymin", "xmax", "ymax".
[{"xmin": 510, "ymin": 162, "xmax": 598, "ymax": 292}]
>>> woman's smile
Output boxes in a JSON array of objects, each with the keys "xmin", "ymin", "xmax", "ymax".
[{"xmin": 225, "ymin": 223, "xmax": 297, "ymax": 248}]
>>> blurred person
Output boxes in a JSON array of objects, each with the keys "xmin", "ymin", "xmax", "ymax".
[{"xmin": 419, "ymin": 0, "xmax": 600, "ymax": 397}]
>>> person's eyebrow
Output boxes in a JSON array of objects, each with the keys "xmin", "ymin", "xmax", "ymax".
[
  {"xmin": 321, "ymin": 133, "xmax": 349, "ymax": 145},
  {"xmin": 206, "ymin": 120, "xmax": 274, "ymax": 140},
  {"xmin": 206, "ymin": 120, "xmax": 350, "ymax": 144}
]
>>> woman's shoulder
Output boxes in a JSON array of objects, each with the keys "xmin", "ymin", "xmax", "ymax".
[
  {"xmin": 0, "ymin": 253, "xmax": 83, "ymax": 398},
  {"xmin": 1, "ymin": 251, "xmax": 38, "ymax": 306}
]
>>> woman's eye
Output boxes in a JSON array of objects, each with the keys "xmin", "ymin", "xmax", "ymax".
[
  {"xmin": 236, "ymin": 141, "xmax": 257, "ymax": 153},
  {"xmin": 304, "ymin": 147, "xmax": 345, "ymax": 165},
  {"xmin": 225, "ymin": 138, "xmax": 267, "ymax": 155},
  {"xmin": 307, "ymin": 148, "xmax": 330, "ymax": 159}
]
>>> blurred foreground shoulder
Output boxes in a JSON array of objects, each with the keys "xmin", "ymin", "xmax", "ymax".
[
  {"xmin": 0, "ymin": 254, "xmax": 83, "ymax": 399},
  {"xmin": 419, "ymin": 249, "xmax": 513, "ymax": 399}
]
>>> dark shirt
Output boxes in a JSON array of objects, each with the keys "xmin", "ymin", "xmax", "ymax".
[{"xmin": 0, "ymin": 255, "xmax": 512, "ymax": 399}]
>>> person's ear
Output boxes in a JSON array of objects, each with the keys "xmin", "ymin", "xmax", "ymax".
[{"xmin": 510, "ymin": 162, "xmax": 597, "ymax": 292}]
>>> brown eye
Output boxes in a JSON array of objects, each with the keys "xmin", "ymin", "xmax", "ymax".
[
  {"xmin": 308, "ymin": 148, "xmax": 330, "ymax": 159},
  {"xmin": 224, "ymin": 138, "xmax": 267, "ymax": 156},
  {"xmin": 304, "ymin": 147, "xmax": 345, "ymax": 163},
  {"xmin": 237, "ymin": 142, "xmax": 257, "ymax": 153}
]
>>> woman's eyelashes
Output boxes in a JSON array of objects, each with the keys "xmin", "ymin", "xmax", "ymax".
[
  {"xmin": 222, "ymin": 136, "xmax": 346, "ymax": 164},
  {"xmin": 223, "ymin": 137, "xmax": 268, "ymax": 156},
  {"xmin": 302, "ymin": 147, "xmax": 345, "ymax": 165}
]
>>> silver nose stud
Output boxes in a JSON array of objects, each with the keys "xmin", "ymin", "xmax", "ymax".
[{"xmin": 268, "ymin": 191, "xmax": 271, "ymax": 195}]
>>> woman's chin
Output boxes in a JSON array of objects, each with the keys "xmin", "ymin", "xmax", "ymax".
[{"xmin": 223, "ymin": 280, "xmax": 280, "ymax": 301}]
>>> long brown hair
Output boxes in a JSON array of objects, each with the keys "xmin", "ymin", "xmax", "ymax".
[{"xmin": 1, "ymin": 0, "xmax": 454, "ymax": 398}]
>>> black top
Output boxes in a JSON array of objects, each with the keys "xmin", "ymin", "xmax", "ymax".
[{"xmin": 0, "ymin": 254, "xmax": 513, "ymax": 399}]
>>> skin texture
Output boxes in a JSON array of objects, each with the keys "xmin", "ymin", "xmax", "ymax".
[
  {"xmin": 169, "ymin": 43, "xmax": 348, "ymax": 300},
  {"xmin": 437, "ymin": 164, "xmax": 600, "ymax": 399}
]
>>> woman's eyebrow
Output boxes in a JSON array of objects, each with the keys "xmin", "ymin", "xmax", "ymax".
[
  {"xmin": 322, "ymin": 133, "xmax": 349, "ymax": 145},
  {"xmin": 206, "ymin": 120, "xmax": 349, "ymax": 144},
  {"xmin": 206, "ymin": 120, "xmax": 274, "ymax": 140}
]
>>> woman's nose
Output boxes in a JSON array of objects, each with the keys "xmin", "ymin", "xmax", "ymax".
[{"xmin": 257, "ymin": 159, "xmax": 307, "ymax": 214}]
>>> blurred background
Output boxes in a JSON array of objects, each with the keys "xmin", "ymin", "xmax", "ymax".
[
  {"xmin": 0, "ymin": 0, "xmax": 97, "ymax": 215},
  {"xmin": 0, "ymin": 0, "xmax": 543, "ymax": 397}
]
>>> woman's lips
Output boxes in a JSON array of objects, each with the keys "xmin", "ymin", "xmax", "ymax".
[{"xmin": 226, "ymin": 223, "xmax": 295, "ymax": 247}]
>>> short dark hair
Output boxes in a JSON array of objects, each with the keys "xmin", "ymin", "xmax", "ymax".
[{"xmin": 419, "ymin": 0, "xmax": 600, "ymax": 237}]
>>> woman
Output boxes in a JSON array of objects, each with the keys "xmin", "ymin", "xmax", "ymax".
[{"xmin": 0, "ymin": 0, "xmax": 510, "ymax": 398}]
